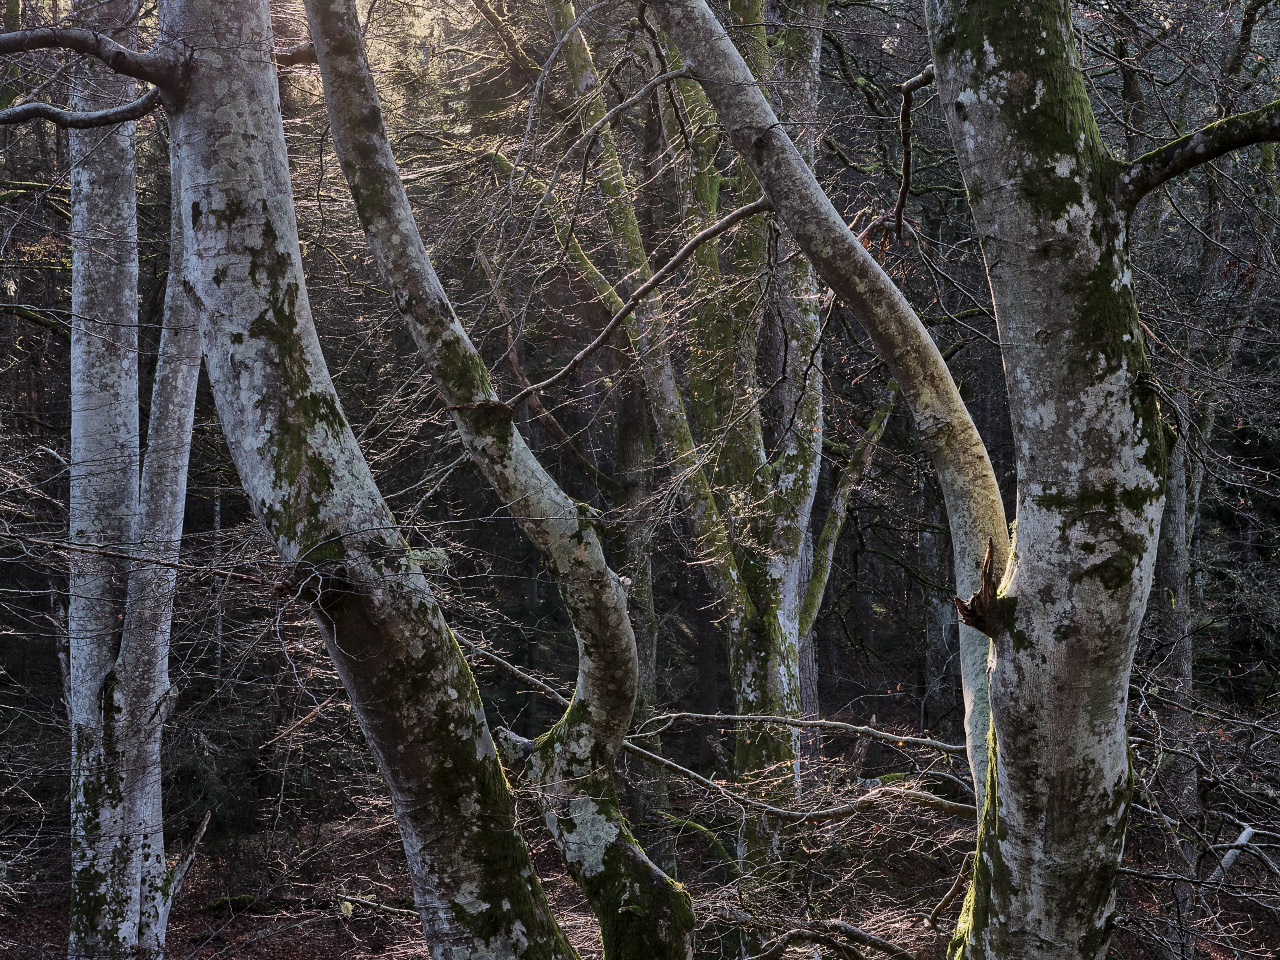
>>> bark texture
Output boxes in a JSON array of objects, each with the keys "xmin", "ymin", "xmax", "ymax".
[
  {"xmin": 66, "ymin": 12, "xmax": 202, "ymax": 951},
  {"xmin": 923, "ymin": 2, "xmax": 1168, "ymax": 957},
  {"xmin": 301, "ymin": 1, "xmax": 693, "ymax": 954},
  {"xmin": 159, "ymin": 0, "xmax": 574, "ymax": 954},
  {"xmin": 65, "ymin": 0, "xmax": 143, "ymax": 952},
  {"xmin": 127, "ymin": 182, "xmax": 202, "ymax": 959}
]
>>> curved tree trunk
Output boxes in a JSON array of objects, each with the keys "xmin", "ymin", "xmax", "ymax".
[
  {"xmin": 158, "ymin": 0, "xmax": 575, "ymax": 954},
  {"xmin": 299, "ymin": 2, "xmax": 693, "ymax": 955},
  {"xmin": 650, "ymin": 0, "xmax": 1009, "ymax": 809}
]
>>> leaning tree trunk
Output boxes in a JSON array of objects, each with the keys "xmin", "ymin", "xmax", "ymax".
[
  {"xmin": 650, "ymin": 0, "xmax": 1009, "ymax": 810},
  {"xmin": 923, "ymin": 2, "xmax": 1168, "ymax": 957},
  {"xmin": 127, "ymin": 180, "xmax": 203, "ymax": 959},
  {"xmin": 65, "ymin": 0, "xmax": 142, "ymax": 952},
  {"xmin": 156, "ymin": 0, "xmax": 576, "ymax": 954},
  {"xmin": 299, "ymin": 1, "xmax": 694, "ymax": 955}
]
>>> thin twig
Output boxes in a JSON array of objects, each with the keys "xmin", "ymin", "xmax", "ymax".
[{"xmin": 505, "ymin": 196, "xmax": 771, "ymax": 410}]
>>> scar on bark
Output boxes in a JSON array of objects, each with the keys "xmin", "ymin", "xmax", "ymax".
[{"xmin": 955, "ymin": 538, "xmax": 998, "ymax": 635}]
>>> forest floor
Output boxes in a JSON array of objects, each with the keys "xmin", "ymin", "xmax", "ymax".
[
  {"xmin": 4, "ymin": 804, "xmax": 1271, "ymax": 958},
  {"xmin": 0, "ymin": 820, "xmax": 601, "ymax": 958}
]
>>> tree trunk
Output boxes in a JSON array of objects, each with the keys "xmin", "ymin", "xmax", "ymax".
[
  {"xmin": 651, "ymin": 0, "xmax": 1009, "ymax": 810},
  {"xmin": 128, "ymin": 178, "xmax": 202, "ymax": 959},
  {"xmin": 158, "ymin": 0, "xmax": 575, "ymax": 953},
  {"xmin": 1146, "ymin": 411, "xmax": 1197, "ymax": 960},
  {"xmin": 65, "ymin": 0, "xmax": 142, "ymax": 951},
  {"xmin": 300, "ymin": 1, "xmax": 693, "ymax": 953},
  {"xmin": 923, "ymin": 3, "xmax": 1168, "ymax": 957},
  {"xmin": 618, "ymin": 374, "xmax": 676, "ymax": 872}
]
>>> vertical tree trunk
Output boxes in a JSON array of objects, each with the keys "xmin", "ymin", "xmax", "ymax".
[
  {"xmin": 65, "ymin": 0, "xmax": 142, "ymax": 951},
  {"xmin": 1146, "ymin": 410, "xmax": 1197, "ymax": 960},
  {"xmin": 923, "ymin": 3, "xmax": 1168, "ymax": 957},
  {"xmin": 618, "ymin": 375, "xmax": 676, "ymax": 872}
]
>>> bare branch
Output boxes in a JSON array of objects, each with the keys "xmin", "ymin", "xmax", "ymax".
[
  {"xmin": 456, "ymin": 636, "xmax": 976, "ymax": 820},
  {"xmin": 276, "ymin": 41, "xmax": 316, "ymax": 67},
  {"xmin": 626, "ymin": 738, "xmax": 977, "ymax": 821},
  {"xmin": 1118, "ymin": 97, "xmax": 1280, "ymax": 211},
  {"xmin": 504, "ymin": 196, "xmax": 771, "ymax": 411},
  {"xmin": 0, "ymin": 28, "xmax": 181, "ymax": 89},
  {"xmin": 799, "ymin": 385, "xmax": 897, "ymax": 638},
  {"xmin": 468, "ymin": 0, "xmax": 540, "ymax": 81},
  {"xmin": 894, "ymin": 64, "xmax": 933, "ymax": 236},
  {"xmin": 163, "ymin": 810, "xmax": 211, "ymax": 910},
  {"xmin": 635, "ymin": 710, "xmax": 968, "ymax": 757},
  {"xmin": 0, "ymin": 84, "xmax": 160, "ymax": 127}
]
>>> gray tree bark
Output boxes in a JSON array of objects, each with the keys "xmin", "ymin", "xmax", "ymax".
[
  {"xmin": 157, "ymin": 0, "xmax": 576, "ymax": 953},
  {"xmin": 923, "ymin": 3, "xmax": 1168, "ymax": 956},
  {"xmin": 64, "ymin": 12, "xmax": 202, "ymax": 951},
  {"xmin": 128, "ymin": 180, "xmax": 202, "ymax": 959},
  {"xmin": 650, "ymin": 0, "xmax": 1009, "ymax": 810},
  {"xmin": 299, "ymin": 1, "xmax": 693, "ymax": 954},
  {"xmin": 65, "ymin": 0, "xmax": 143, "ymax": 952}
]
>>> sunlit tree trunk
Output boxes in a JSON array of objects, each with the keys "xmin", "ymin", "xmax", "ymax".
[
  {"xmin": 651, "ymin": 0, "xmax": 1009, "ymax": 811},
  {"xmin": 158, "ymin": 0, "xmax": 576, "ymax": 954},
  {"xmin": 657, "ymin": 1, "xmax": 1162, "ymax": 951}
]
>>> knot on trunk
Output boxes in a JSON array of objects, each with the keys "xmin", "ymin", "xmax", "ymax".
[{"xmin": 954, "ymin": 538, "xmax": 999, "ymax": 636}]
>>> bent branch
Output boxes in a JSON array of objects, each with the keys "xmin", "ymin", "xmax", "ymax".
[
  {"xmin": 303, "ymin": 0, "xmax": 694, "ymax": 954},
  {"xmin": 0, "ymin": 84, "xmax": 159, "ymax": 127},
  {"xmin": 1119, "ymin": 97, "xmax": 1280, "ymax": 211},
  {"xmin": 0, "ymin": 28, "xmax": 180, "ymax": 88}
]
